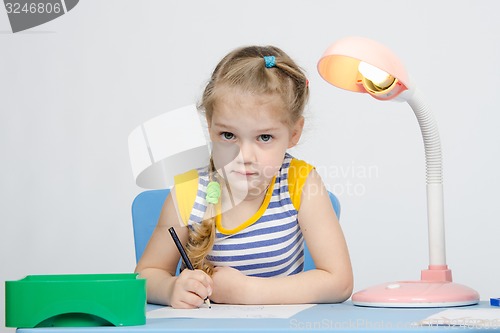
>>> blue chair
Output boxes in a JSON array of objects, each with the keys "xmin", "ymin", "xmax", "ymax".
[{"xmin": 131, "ymin": 189, "xmax": 340, "ymax": 272}]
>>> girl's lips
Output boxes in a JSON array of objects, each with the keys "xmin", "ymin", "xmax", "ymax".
[{"xmin": 232, "ymin": 170, "xmax": 257, "ymax": 176}]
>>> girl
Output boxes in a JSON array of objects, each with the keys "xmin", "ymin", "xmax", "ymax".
[{"xmin": 135, "ymin": 45, "xmax": 353, "ymax": 308}]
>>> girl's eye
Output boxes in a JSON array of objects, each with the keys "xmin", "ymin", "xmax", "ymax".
[
  {"xmin": 221, "ymin": 132, "xmax": 235, "ymax": 140},
  {"xmin": 259, "ymin": 134, "xmax": 273, "ymax": 142}
]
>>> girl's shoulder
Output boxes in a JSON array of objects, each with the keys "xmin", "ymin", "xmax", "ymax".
[
  {"xmin": 173, "ymin": 166, "xmax": 209, "ymax": 226},
  {"xmin": 285, "ymin": 154, "xmax": 315, "ymax": 211}
]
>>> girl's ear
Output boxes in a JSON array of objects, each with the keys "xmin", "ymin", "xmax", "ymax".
[{"xmin": 288, "ymin": 116, "xmax": 305, "ymax": 148}]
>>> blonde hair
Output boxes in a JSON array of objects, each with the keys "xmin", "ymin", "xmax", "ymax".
[
  {"xmin": 186, "ymin": 158, "xmax": 217, "ymax": 275},
  {"xmin": 186, "ymin": 45, "xmax": 309, "ymax": 275}
]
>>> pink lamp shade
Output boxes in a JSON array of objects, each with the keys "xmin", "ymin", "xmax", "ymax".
[{"xmin": 317, "ymin": 36, "xmax": 411, "ymax": 100}]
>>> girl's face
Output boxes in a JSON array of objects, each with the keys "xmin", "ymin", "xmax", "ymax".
[{"xmin": 208, "ymin": 90, "xmax": 303, "ymax": 201}]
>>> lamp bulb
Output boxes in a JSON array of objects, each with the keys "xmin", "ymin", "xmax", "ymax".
[{"xmin": 358, "ymin": 62, "xmax": 396, "ymax": 92}]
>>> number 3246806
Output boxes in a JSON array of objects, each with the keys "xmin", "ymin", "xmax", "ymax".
[{"xmin": 5, "ymin": 2, "xmax": 62, "ymax": 14}]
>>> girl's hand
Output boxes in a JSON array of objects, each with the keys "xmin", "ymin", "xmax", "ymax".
[
  {"xmin": 170, "ymin": 269, "xmax": 213, "ymax": 309},
  {"xmin": 210, "ymin": 266, "xmax": 249, "ymax": 304}
]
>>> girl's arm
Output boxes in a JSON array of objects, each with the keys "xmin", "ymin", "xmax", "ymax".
[
  {"xmin": 134, "ymin": 191, "xmax": 213, "ymax": 308},
  {"xmin": 210, "ymin": 169, "xmax": 353, "ymax": 304}
]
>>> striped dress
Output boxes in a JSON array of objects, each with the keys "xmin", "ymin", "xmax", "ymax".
[{"xmin": 174, "ymin": 153, "xmax": 314, "ymax": 278}]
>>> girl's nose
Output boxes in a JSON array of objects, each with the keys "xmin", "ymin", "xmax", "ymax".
[{"xmin": 237, "ymin": 141, "xmax": 256, "ymax": 164}]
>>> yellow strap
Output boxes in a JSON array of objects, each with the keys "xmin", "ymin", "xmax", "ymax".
[
  {"xmin": 173, "ymin": 169, "xmax": 199, "ymax": 226},
  {"xmin": 215, "ymin": 177, "xmax": 275, "ymax": 235},
  {"xmin": 172, "ymin": 157, "xmax": 313, "ymax": 226},
  {"xmin": 288, "ymin": 158, "xmax": 315, "ymax": 211}
]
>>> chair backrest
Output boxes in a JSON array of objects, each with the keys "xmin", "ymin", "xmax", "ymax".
[{"xmin": 131, "ymin": 189, "xmax": 340, "ymax": 272}]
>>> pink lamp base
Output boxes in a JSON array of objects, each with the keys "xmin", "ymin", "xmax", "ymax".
[
  {"xmin": 352, "ymin": 281, "xmax": 479, "ymax": 308},
  {"xmin": 352, "ymin": 266, "xmax": 479, "ymax": 307}
]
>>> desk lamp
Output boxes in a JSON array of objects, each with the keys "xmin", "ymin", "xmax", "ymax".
[
  {"xmin": 128, "ymin": 104, "xmax": 210, "ymax": 189},
  {"xmin": 317, "ymin": 36, "xmax": 479, "ymax": 307}
]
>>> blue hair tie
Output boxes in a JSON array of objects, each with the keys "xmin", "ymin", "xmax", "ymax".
[{"xmin": 264, "ymin": 56, "xmax": 276, "ymax": 68}]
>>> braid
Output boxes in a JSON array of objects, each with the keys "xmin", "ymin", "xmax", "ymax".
[{"xmin": 185, "ymin": 158, "xmax": 217, "ymax": 276}]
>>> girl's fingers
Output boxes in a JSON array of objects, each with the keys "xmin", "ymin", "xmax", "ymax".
[
  {"xmin": 173, "ymin": 269, "xmax": 212, "ymax": 307},
  {"xmin": 172, "ymin": 293, "xmax": 204, "ymax": 309},
  {"xmin": 182, "ymin": 269, "xmax": 213, "ymax": 294},
  {"xmin": 185, "ymin": 278, "xmax": 211, "ymax": 300}
]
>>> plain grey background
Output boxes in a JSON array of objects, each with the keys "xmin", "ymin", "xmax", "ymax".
[{"xmin": 1, "ymin": 0, "xmax": 499, "ymax": 329}]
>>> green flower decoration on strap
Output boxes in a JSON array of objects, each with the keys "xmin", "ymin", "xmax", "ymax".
[{"xmin": 206, "ymin": 181, "xmax": 221, "ymax": 204}]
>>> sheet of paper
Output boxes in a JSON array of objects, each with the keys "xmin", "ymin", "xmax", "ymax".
[
  {"xmin": 417, "ymin": 308, "xmax": 500, "ymax": 328},
  {"xmin": 147, "ymin": 303, "xmax": 315, "ymax": 319}
]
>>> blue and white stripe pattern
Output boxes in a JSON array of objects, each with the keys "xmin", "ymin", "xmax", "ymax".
[
  {"xmin": 186, "ymin": 168, "xmax": 210, "ymax": 225},
  {"xmin": 187, "ymin": 153, "xmax": 304, "ymax": 277}
]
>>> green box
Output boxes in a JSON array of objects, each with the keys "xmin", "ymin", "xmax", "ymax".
[{"xmin": 5, "ymin": 273, "xmax": 146, "ymax": 328}]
